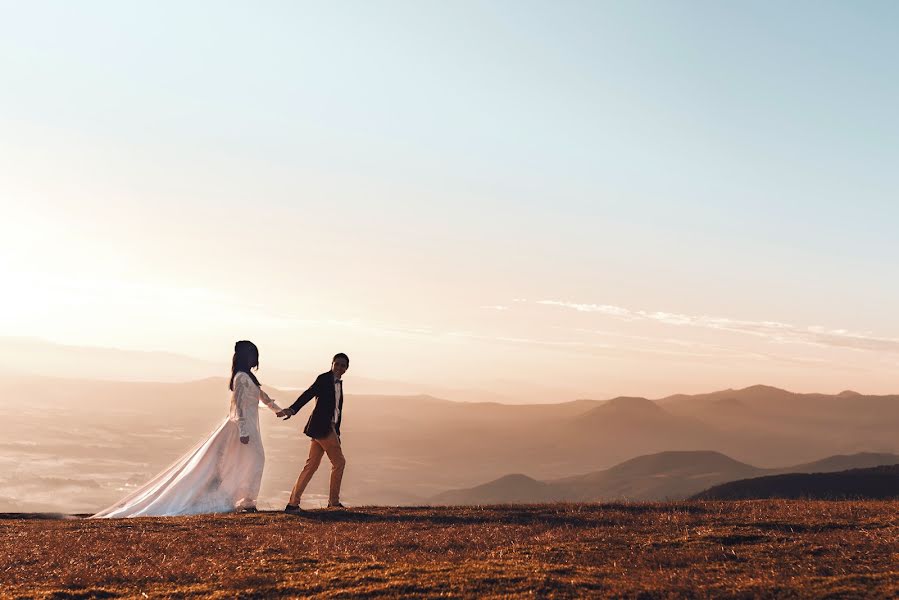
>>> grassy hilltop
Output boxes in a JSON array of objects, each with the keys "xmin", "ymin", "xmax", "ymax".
[{"xmin": 2, "ymin": 502, "xmax": 898, "ymax": 599}]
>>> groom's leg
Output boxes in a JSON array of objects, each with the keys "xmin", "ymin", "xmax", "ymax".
[
  {"xmin": 318, "ymin": 429, "xmax": 346, "ymax": 505},
  {"xmin": 289, "ymin": 439, "xmax": 325, "ymax": 506}
]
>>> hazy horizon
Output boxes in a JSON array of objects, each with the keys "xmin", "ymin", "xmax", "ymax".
[{"xmin": 1, "ymin": 336, "xmax": 892, "ymax": 402}]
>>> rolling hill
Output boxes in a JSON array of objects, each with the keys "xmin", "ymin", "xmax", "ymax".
[
  {"xmin": 692, "ymin": 464, "xmax": 899, "ymax": 500},
  {"xmin": 431, "ymin": 451, "xmax": 899, "ymax": 505}
]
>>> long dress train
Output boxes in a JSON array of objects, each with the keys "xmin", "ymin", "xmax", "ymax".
[{"xmin": 92, "ymin": 372, "xmax": 281, "ymax": 518}]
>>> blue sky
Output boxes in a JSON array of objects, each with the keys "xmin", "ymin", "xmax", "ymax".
[{"xmin": 1, "ymin": 1, "xmax": 897, "ymax": 397}]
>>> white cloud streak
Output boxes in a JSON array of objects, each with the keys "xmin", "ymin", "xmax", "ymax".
[{"xmin": 537, "ymin": 300, "xmax": 899, "ymax": 354}]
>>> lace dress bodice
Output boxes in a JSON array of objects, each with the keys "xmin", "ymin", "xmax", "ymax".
[{"xmin": 230, "ymin": 372, "xmax": 282, "ymax": 438}]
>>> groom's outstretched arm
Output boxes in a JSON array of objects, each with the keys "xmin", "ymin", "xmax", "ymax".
[{"xmin": 284, "ymin": 376, "xmax": 322, "ymax": 417}]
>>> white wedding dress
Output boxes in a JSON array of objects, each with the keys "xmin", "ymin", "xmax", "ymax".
[{"xmin": 92, "ymin": 372, "xmax": 282, "ymax": 518}]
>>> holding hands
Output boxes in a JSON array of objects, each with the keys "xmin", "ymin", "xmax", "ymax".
[{"xmin": 276, "ymin": 408, "xmax": 295, "ymax": 420}]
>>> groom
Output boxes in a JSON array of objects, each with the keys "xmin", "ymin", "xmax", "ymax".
[{"xmin": 277, "ymin": 353, "xmax": 349, "ymax": 512}]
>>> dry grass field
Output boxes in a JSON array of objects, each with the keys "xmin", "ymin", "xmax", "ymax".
[{"xmin": 2, "ymin": 501, "xmax": 897, "ymax": 599}]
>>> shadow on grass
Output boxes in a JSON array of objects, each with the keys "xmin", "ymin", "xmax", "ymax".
[
  {"xmin": 274, "ymin": 502, "xmax": 710, "ymax": 527},
  {"xmin": 3, "ymin": 502, "xmax": 710, "ymax": 524}
]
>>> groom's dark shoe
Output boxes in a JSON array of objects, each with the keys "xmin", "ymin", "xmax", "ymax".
[
  {"xmin": 284, "ymin": 504, "xmax": 302, "ymax": 514},
  {"xmin": 237, "ymin": 506, "xmax": 258, "ymax": 514}
]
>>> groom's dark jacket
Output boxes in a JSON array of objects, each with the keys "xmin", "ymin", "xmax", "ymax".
[{"xmin": 288, "ymin": 371, "xmax": 343, "ymax": 439}]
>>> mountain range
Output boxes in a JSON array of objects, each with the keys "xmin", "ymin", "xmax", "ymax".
[
  {"xmin": 2, "ymin": 366, "xmax": 898, "ymax": 512},
  {"xmin": 430, "ymin": 450, "xmax": 899, "ymax": 504}
]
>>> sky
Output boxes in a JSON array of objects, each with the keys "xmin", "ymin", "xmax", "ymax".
[{"xmin": 1, "ymin": 1, "xmax": 898, "ymax": 399}]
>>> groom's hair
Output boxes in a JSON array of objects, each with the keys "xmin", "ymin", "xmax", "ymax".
[{"xmin": 333, "ymin": 352, "xmax": 349, "ymax": 365}]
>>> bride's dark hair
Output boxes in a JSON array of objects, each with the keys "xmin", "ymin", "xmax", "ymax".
[{"xmin": 230, "ymin": 340, "xmax": 261, "ymax": 390}]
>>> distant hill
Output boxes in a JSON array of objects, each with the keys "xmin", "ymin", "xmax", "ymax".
[
  {"xmin": 0, "ymin": 336, "xmax": 222, "ymax": 382},
  {"xmin": 549, "ymin": 451, "xmax": 762, "ymax": 501},
  {"xmin": 692, "ymin": 464, "xmax": 899, "ymax": 500},
  {"xmin": 431, "ymin": 474, "xmax": 555, "ymax": 504},
  {"xmin": 782, "ymin": 453, "xmax": 899, "ymax": 474},
  {"xmin": 555, "ymin": 397, "xmax": 736, "ymax": 469},
  {"xmin": 657, "ymin": 385, "xmax": 899, "ymax": 467},
  {"xmin": 0, "ymin": 337, "xmax": 570, "ymax": 403},
  {"xmin": 432, "ymin": 451, "xmax": 899, "ymax": 505}
]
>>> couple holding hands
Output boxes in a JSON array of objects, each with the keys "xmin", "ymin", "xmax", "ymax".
[{"xmin": 93, "ymin": 341, "xmax": 350, "ymax": 518}]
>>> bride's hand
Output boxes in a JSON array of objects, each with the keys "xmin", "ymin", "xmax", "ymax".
[{"xmin": 240, "ymin": 436, "xmax": 250, "ymax": 444}]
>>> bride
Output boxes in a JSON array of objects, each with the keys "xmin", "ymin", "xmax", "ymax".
[{"xmin": 92, "ymin": 340, "xmax": 283, "ymax": 517}]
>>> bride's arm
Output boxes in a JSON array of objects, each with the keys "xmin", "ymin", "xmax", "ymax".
[
  {"xmin": 259, "ymin": 389, "xmax": 282, "ymax": 413},
  {"xmin": 234, "ymin": 374, "xmax": 252, "ymax": 442}
]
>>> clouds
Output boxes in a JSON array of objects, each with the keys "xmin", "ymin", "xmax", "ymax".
[{"xmin": 537, "ymin": 300, "xmax": 899, "ymax": 354}]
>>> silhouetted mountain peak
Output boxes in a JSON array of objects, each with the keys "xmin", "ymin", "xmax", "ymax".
[
  {"xmin": 431, "ymin": 472, "xmax": 550, "ymax": 504},
  {"xmin": 465, "ymin": 473, "xmax": 547, "ymax": 495},
  {"xmin": 607, "ymin": 450, "xmax": 756, "ymax": 477},
  {"xmin": 573, "ymin": 397, "xmax": 667, "ymax": 427},
  {"xmin": 601, "ymin": 397, "xmax": 662, "ymax": 413},
  {"xmin": 838, "ymin": 390, "xmax": 862, "ymax": 398},
  {"xmin": 739, "ymin": 384, "xmax": 790, "ymax": 394},
  {"xmin": 493, "ymin": 473, "xmax": 540, "ymax": 485}
]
